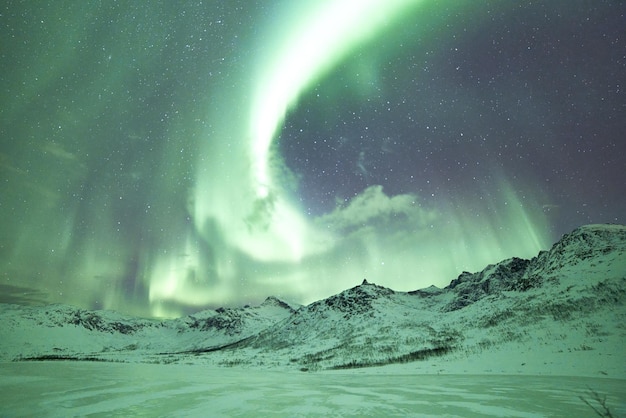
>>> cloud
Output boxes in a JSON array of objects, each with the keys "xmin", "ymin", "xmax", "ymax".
[
  {"xmin": 356, "ymin": 151, "xmax": 368, "ymax": 178},
  {"xmin": 0, "ymin": 284, "xmax": 49, "ymax": 306},
  {"xmin": 316, "ymin": 185, "xmax": 437, "ymax": 234},
  {"xmin": 41, "ymin": 141, "xmax": 77, "ymax": 161}
]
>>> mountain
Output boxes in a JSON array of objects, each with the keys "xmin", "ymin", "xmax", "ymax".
[
  {"xmin": 1, "ymin": 224, "xmax": 624, "ymax": 377},
  {"xmin": 0, "ymin": 296, "xmax": 298, "ymax": 363}
]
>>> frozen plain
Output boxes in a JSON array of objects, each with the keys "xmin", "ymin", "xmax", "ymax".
[{"xmin": 1, "ymin": 362, "xmax": 624, "ymax": 417}]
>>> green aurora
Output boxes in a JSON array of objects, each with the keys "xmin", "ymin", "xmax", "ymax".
[{"xmin": 1, "ymin": 1, "xmax": 623, "ymax": 317}]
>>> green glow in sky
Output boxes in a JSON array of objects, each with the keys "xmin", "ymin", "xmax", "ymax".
[
  {"xmin": 194, "ymin": 1, "xmax": 426, "ymax": 267},
  {"xmin": 250, "ymin": 0, "xmax": 423, "ymax": 200},
  {"xmin": 0, "ymin": 1, "xmax": 569, "ymax": 318},
  {"xmin": 187, "ymin": 0, "xmax": 549, "ymax": 316}
]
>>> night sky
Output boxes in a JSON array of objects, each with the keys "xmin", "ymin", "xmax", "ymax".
[{"xmin": 1, "ymin": 1, "xmax": 624, "ymax": 318}]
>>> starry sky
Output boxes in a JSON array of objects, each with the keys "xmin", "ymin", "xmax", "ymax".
[{"xmin": 1, "ymin": 1, "xmax": 624, "ymax": 318}]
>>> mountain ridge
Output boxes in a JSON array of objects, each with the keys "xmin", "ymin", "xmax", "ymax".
[{"xmin": 1, "ymin": 224, "xmax": 624, "ymax": 377}]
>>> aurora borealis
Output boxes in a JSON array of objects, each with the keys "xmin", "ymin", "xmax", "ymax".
[{"xmin": 1, "ymin": 1, "xmax": 624, "ymax": 318}]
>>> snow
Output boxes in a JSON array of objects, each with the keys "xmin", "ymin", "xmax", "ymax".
[
  {"xmin": 0, "ymin": 362, "xmax": 624, "ymax": 417},
  {"xmin": 0, "ymin": 224, "xmax": 625, "ymax": 415}
]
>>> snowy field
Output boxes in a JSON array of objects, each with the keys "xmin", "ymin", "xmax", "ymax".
[{"xmin": 1, "ymin": 362, "xmax": 624, "ymax": 417}]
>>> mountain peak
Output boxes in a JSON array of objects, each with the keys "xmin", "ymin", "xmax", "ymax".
[
  {"xmin": 262, "ymin": 296, "xmax": 281, "ymax": 305},
  {"xmin": 361, "ymin": 279, "xmax": 370, "ymax": 285},
  {"xmin": 260, "ymin": 296, "xmax": 297, "ymax": 312},
  {"xmin": 532, "ymin": 223, "xmax": 626, "ymax": 275},
  {"xmin": 557, "ymin": 223, "xmax": 626, "ymax": 244}
]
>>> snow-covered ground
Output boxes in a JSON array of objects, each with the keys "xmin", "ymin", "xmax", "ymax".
[
  {"xmin": 1, "ymin": 224, "xmax": 624, "ymax": 416},
  {"xmin": 1, "ymin": 362, "xmax": 624, "ymax": 417}
]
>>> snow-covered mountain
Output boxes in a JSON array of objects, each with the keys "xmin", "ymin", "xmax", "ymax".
[
  {"xmin": 0, "ymin": 296, "xmax": 298, "ymax": 363},
  {"xmin": 226, "ymin": 224, "xmax": 625, "ymax": 375},
  {"xmin": 1, "ymin": 224, "xmax": 624, "ymax": 377}
]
